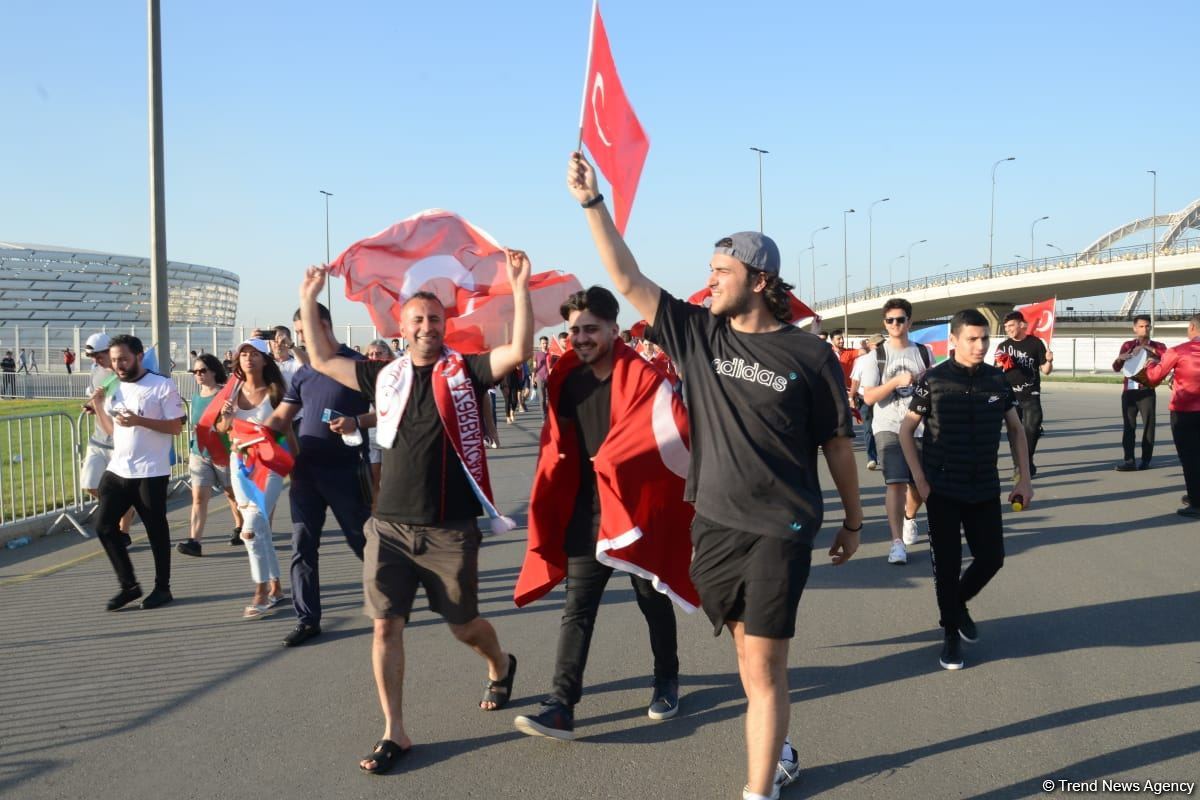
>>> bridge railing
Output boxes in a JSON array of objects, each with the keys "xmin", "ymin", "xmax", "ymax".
[{"xmin": 814, "ymin": 236, "xmax": 1200, "ymax": 312}]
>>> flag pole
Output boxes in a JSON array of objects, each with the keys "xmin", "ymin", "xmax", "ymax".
[{"xmin": 576, "ymin": 0, "xmax": 598, "ymax": 153}]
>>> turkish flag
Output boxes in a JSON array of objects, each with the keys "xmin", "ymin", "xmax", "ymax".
[
  {"xmin": 1016, "ymin": 297, "xmax": 1056, "ymax": 347},
  {"xmin": 686, "ymin": 287, "xmax": 821, "ymax": 328},
  {"xmin": 579, "ymin": 0, "xmax": 648, "ymax": 235},
  {"xmin": 327, "ymin": 209, "xmax": 583, "ymax": 353}
]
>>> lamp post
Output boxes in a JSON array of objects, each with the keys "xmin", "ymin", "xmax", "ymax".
[
  {"xmin": 868, "ymin": 197, "xmax": 890, "ymax": 291},
  {"xmin": 1046, "ymin": 243, "xmax": 1065, "ymax": 258},
  {"xmin": 798, "ymin": 246, "xmax": 813, "ymax": 297},
  {"xmin": 148, "ymin": 0, "xmax": 170, "ymax": 359},
  {"xmin": 989, "ymin": 156, "xmax": 1016, "ymax": 278},
  {"xmin": 320, "ymin": 190, "xmax": 333, "ymax": 311},
  {"xmin": 1030, "ymin": 215, "xmax": 1049, "ymax": 261},
  {"xmin": 889, "ymin": 254, "xmax": 905, "ymax": 286},
  {"xmin": 1148, "ymin": 170, "xmax": 1157, "ymax": 329},
  {"xmin": 843, "ymin": 209, "xmax": 856, "ymax": 335},
  {"xmin": 750, "ymin": 147, "xmax": 768, "ymax": 232},
  {"xmin": 810, "ymin": 225, "xmax": 829, "ymax": 303},
  {"xmin": 906, "ymin": 239, "xmax": 927, "ymax": 284}
]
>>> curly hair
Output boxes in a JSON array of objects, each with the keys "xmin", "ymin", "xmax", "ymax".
[{"xmin": 747, "ymin": 268, "xmax": 796, "ymax": 324}]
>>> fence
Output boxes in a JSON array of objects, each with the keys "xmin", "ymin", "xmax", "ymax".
[{"xmin": 0, "ymin": 403, "xmax": 193, "ymax": 540}]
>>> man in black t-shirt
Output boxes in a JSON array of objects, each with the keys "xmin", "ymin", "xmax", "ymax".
[
  {"xmin": 297, "ymin": 251, "xmax": 533, "ymax": 775},
  {"xmin": 568, "ymin": 152, "xmax": 863, "ymax": 800},
  {"xmin": 513, "ymin": 286, "xmax": 681, "ymax": 741},
  {"xmin": 994, "ymin": 310, "xmax": 1054, "ymax": 478}
]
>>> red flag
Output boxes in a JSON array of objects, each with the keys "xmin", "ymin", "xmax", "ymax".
[
  {"xmin": 328, "ymin": 210, "xmax": 583, "ymax": 353},
  {"xmin": 1016, "ymin": 297, "xmax": 1056, "ymax": 347},
  {"xmin": 686, "ymin": 287, "xmax": 820, "ymax": 328},
  {"xmin": 579, "ymin": 0, "xmax": 648, "ymax": 235},
  {"xmin": 193, "ymin": 379, "xmax": 240, "ymax": 468},
  {"xmin": 629, "ymin": 319, "xmax": 648, "ymax": 339}
]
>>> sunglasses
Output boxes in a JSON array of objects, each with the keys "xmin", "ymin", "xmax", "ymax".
[
  {"xmin": 190, "ymin": 368, "xmax": 210, "ymax": 375},
  {"xmin": 884, "ymin": 316, "xmax": 908, "ymax": 324}
]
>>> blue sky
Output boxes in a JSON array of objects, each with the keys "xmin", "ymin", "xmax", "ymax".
[{"xmin": 3, "ymin": 0, "xmax": 1198, "ymax": 330}]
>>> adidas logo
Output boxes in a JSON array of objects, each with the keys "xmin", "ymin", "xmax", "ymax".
[{"xmin": 711, "ymin": 357, "xmax": 788, "ymax": 392}]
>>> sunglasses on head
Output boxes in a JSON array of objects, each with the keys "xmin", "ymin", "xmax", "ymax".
[{"xmin": 884, "ymin": 315, "xmax": 908, "ymax": 324}]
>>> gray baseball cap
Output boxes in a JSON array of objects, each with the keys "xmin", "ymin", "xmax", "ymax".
[{"xmin": 714, "ymin": 232, "xmax": 781, "ymax": 275}]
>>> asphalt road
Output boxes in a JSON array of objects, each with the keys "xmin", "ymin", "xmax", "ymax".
[{"xmin": 1, "ymin": 383, "xmax": 1196, "ymax": 800}]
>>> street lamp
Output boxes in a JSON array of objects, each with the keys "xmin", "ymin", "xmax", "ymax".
[
  {"xmin": 798, "ymin": 246, "xmax": 813, "ymax": 297},
  {"xmin": 843, "ymin": 209, "xmax": 856, "ymax": 335},
  {"xmin": 810, "ymin": 225, "xmax": 829, "ymax": 303},
  {"xmin": 1046, "ymin": 243, "xmax": 1065, "ymax": 258},
  {"xmin": 1030, "ymin": 215, "xmax": 1049, "ymax": 261},
  {"xmin": 1148, "ymin": 170, "xmax": 1157, "ymax": 329},
  {"xmin": 750, "ymin": 147, "xmax": 768, "ymax": 232},
  {"xmin": 868, "ymin": 197, "xmax": 890, "ymax": 290},
  {"xmin": 989, "ymin": 156, "xmax": 1016, "ymax": 278},
  {"xmin": 907, "ymin": 239, "xmax": 927, "ymax": 284},
  {"xmin": 889, "ymin": 254, "xmax": 905, "ymax": 286},
  {"xmin": 320, "ymin": 189, "xmax": 333, "ymax": 310}
]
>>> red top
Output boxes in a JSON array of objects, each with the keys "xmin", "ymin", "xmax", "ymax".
[
  {"xmin": 1144, "ymin": 338, "xmax": 1200, "ymax": 412},
  {"xmin": 835, "ymin": 348, "xmax": 857, "ymax": 387},
  {"xmin": 1112, "ymin": 338, "xmax": 1166, "ymax": 391}
]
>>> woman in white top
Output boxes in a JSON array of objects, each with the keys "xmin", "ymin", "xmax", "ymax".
[{"xmin": 215, "ymin": 339, "xmax": 291, "ymax": 618}]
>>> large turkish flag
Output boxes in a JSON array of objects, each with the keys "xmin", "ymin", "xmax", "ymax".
[{"xmin": 1016, "ymin": 297, "xmax": 1056, "ymax": 347}]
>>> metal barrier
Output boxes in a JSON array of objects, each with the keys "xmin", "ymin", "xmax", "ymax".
[{"xmin": 0, "ymin": 401, "xmax": 193, "ymax": 541}]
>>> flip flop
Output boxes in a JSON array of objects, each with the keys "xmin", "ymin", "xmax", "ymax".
[
  {"xmin": 360, "ymin": 739, "xmax": 410, "ymax": 775},
  {"xmin": 480, "ymin": 654, "xmax": 517, "ymax": 711},
  {"xmin": 242, "ymin": 603, "xmax": 273, "ymax": 620},
  {"xmin": 267, "ymin": 594, "xmax": 288, "ymax": 608}
]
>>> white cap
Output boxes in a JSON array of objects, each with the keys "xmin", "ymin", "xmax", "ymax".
[
  {"xmin": 84, "ymin": 333, "xmax": 111, "ymax": 355},
  {"xmin": 236, "ymin": 338, "xmax": 272, "ymax": 356}
]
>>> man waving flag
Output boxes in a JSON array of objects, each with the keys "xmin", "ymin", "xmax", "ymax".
[{"xmin": 578, "ymin": 0, "xmax": 648, "ymax": 235}]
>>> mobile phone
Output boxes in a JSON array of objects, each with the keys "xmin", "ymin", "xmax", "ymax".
[{"xmin": 320, "ymin": 408, "xmax": 345, "ymax": 423}]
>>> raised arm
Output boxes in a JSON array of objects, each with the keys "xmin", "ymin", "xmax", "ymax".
[
  {"xmin": 567, "ymin": 152, "xmax": 661, "ymax": 323},
  {"xmin": 488, "ymin": 249, "xmax": 534, "ymax": 378},
  {"xmin": 298, "ymin": 266, "xmax": 361, "ymax": 391}
]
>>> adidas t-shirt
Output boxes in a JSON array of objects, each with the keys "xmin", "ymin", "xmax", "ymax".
[{"xmin": 646, "ymin": 291, "xmax": 853, "ymax": 542}]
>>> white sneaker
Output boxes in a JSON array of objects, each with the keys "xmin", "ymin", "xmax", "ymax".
[
  {"xmin": 902, "ymin": 517, "xmax": 919, "ymax": 545},
  {"xmin": 887, "ymin": 539, "xmax": 908, "ymax": 565},
  {"xmin": 866, "ymin": 460, "xmax": 878, "ymax": 471},
  {"xmin": 742, "ymin": 787, "xmax": 780, "ymax": 800},
  {"xmin": 775, "ymin": 742, "xmax": 801, "ymax": 790}
]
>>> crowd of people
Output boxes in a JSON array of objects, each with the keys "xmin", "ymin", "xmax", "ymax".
[{"xmin": 75, "ymin": 152, "xmax": 1200, "ymax": 800}]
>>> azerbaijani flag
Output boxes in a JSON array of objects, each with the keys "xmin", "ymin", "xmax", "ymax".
[
  {"xmin": 910, "ymin": 323, "xmax": 951, "ymax": 362},
  {"xmin": 230, "ymin": 419, "xmax": 294, "ymax": 515}
]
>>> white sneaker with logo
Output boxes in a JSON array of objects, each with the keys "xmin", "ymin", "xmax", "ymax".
[
  {"xmin": 902, "ymin": 517, "xmax": 920, "ymax": 545},
  {"xmin": 887, "ymin": 539, "xmax": 908, "ymax": 565}
]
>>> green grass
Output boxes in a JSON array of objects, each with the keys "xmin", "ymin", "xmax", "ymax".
[
  {"xmin": 0, "ymin": 399, "xmax": 84, "ymax": 417},
  {"xmin": 1044, "ymin": 374, "xmax": 1124, "ymax": 384},
  {"xmin": 0, "ymin": 406, "xmax": 83, "ymax": 524}
]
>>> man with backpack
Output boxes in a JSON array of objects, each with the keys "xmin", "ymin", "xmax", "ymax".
[{"xmin": 859, "ymin": 299, "xmax": 934, "ymax": 565}]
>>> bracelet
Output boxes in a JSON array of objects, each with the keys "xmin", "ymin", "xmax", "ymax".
[
  {"xmin": 581, "ymin": 193, "xmax": 605, "ymax": 209},
  {"xmin": 842, "ymin": 520, "xmax": 864, "ymax": 532}
]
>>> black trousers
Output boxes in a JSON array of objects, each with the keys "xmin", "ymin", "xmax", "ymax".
[
  {"xmin": 1170, "ymin": 411, "xmax": 1200, "ymax": 506},
  {"xmin": 551, "ymin": 555, "xmax": 679, "ymax": 708},
  {"xmin": 96, "ymin": 472, "xmax": 172, "ymax": 590},
  {"xmin": 926, "ymin": 493, "xmax": 1005, "ymax": 635},
  {"xmin": 1016, "ymin": 396, "xmax": 1043, "ymax": 466},
  {"xmin": 1120, "ymin": 389, "xmax": 1156, "ymax": 463}
]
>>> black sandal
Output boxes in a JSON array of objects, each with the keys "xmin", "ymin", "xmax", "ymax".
[
  {"xmin": 359, "ymin": 739, "xmax": 410, "ymax": 775},
  {"xmin": 480, "ymin": 654, "xmax": 517, "ymax": 711}
]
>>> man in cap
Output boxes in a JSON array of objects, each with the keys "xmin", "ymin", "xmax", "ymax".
[{"xmin": 567, "ymin": 153, "xmax": 862, "ymax": 800}]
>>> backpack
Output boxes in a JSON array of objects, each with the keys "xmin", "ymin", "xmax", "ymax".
[{"xmin": 876, "ymin": 341, "xmax": 931, "ymax": 382}]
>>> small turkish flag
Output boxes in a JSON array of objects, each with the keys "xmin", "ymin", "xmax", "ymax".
[
  {"xmin": 1016, "ymin": 297, "xmax": 1056, "ymax": 346},
  {"xmin": 686, "ymin": 287, "xmax": 821, "ymax": 328},
  {"xmin": 579, "ymin": 0, "xmax": 648, "ymax": 235}
]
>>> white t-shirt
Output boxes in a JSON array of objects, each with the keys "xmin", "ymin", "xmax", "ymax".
[
  {"xmin": 104, "ymin": 372, "xmax": 185, "ymax": 478},
  {"xmin": 848, "ymin": 351, "xmax": 873, "ymax": 396},
  {"xmin": 88, "ymin": 364, "xmax": 115, "ymax": 446},
  {"xmin": 278, "ymin": 356, "xmax": 302, "ymax": 390},
  {"xmin": 858, "ymin": 341, "xmax": 932, "ymax": 435}
]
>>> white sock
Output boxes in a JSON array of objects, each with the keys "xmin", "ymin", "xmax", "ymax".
[{"xmin": 743, "ymin": 792, "xmax": 774, "ymax": 800}]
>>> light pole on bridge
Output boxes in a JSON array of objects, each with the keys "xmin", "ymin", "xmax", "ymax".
[
  {"xmin": 1030, "ymin": 215, "xmax": 1049, "ymax": 261},
  {"xmin": 868, "ymin": 197, "xmax": 889, "ymax": 291},
  {"xmin": 989, "ymin": 156, "xmax": 1016, "ymax": 278},
  {"xmin": 750, "ymin": 147, "xmax": 768, "ymax": 232},
  {"xmin": 320, "ymin": 189, "xmax": 334, "ymax": 311},
  {"xmin": 1046, "ymin": 243, "xmax": 1065, "ymax": 258},
  {"xmin": 1148, "ymin": 170, "xmax": 1157, "ymax": 330},
  {"xmin": 810, "ymin": 225, "xmax": 829, "ymax": 303},
  {"xmin": 843, "ymin": 209, "xmax": 856, "ymax": 335},
  {"xmin": 889, "ymin": 254, "xmax": 905, "ymax": 286},
  {"xmin": 907, "ymin": 239, "xmax": 927, "ymax": 284}
]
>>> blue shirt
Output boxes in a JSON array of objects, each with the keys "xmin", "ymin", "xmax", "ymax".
[{"xmin": 282, "ymin": 345, "xmax": 371, "ymax": 466}]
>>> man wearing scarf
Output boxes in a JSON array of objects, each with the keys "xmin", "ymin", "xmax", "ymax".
[{"xmin": 297, "ymin": 250, "xmax": 532, "ymax": 775}]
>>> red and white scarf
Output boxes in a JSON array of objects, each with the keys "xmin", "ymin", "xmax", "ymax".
[{"xmin": 375, "ymin": 348, "xmax": 514, "ymax": 533}]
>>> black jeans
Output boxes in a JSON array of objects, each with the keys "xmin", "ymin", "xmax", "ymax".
[
  {"xmin": 96, "ymin": 472, "xmax": 171, "ymax": 590},
  {"xmin": 1121, "ymin": 389, "xmax": 1156, "ymax": 462},
  {"xmin": 1170, "ymin": 411, "xmax": 1200, "ymax": 506},
  {"xmin": 1016, "ymin": 396, "xmax": 1043, "ymax": 466},
  {"xmin": 926, "ymin": 493, "xmax": 1005, "ymax": 635},
  {"xmin": 551, "ymin": 556, "xmax": 678, "ymax": 708}
]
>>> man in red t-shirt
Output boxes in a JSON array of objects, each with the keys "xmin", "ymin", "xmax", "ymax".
[
  {"xmin": 1143, "ymin": 313, "xmax": 1200, "ymax": 517},
  {"xmin": 1111, "ymin": 314, "xmax": 1166, "ymax": 471},
  {"xmin": 831, "ymin": 329, "xmax": 858, "ymax": 388}
]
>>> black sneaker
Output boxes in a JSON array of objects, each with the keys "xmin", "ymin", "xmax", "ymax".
[
  {"xmin": 1115, "ymin": 460, "xmax": 1136, "ymax": 472},
  {"xmin": 106, "ymin": 584, "xmax": 142, "ymax": 611},
  {"xmin": 140, "ymin": 587, "xmax": 174, "ymax": 609},
  {"xmin": 1138, "ymin": 458, "xmax": 1151, "ymax": 471},
  {"xmin": 230, "ymin": 527, "xmax": 243, "ymax": 546},
  {"xmin": 648, "ymin": 678, "xmax": 679, "ymax": 720},
  {"xmin": 514, "ymin": 700, "xmax": 575, "ymax": 740},
  {"xmin": 958, "ymin": 607, "xmax": 979, "ymax": 643},
  {"xmin": 118, "ymin": 532, "xmax": 132, "ymax": 548},
  {"xmin": 176, "ymin": 539, "xmax": 202, "ymax": 557},
  {"xmin": 939, "ymin": 633, "xmax": 964, "ymax": 670},
  {"xmin": 283, "ymin": 623, "xmax": 322, "ymax": 647},
  {"xmin": 1177, "ymin": 506, "xmax": 1200, "ymax": 519}
]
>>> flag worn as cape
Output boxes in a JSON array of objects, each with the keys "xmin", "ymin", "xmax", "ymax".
[
  {"xmin": 194, "ymin": 379, "xmax": 240, "ymax": 467},
  {"xmin": 230, "ymin": 418, "xmax": 294, "ymax": 515},
  {"xmin": 328, "ymin": 209, "xmax": 583, "ymax": 353},
  {"xmin": 515, "ymin": 339, "xmax": 698, "ymax": 611}
]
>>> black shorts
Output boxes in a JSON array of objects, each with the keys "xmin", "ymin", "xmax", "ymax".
[{"xmin": 689, "ymin": 515, "xmax": 812, "ymax": 640}]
